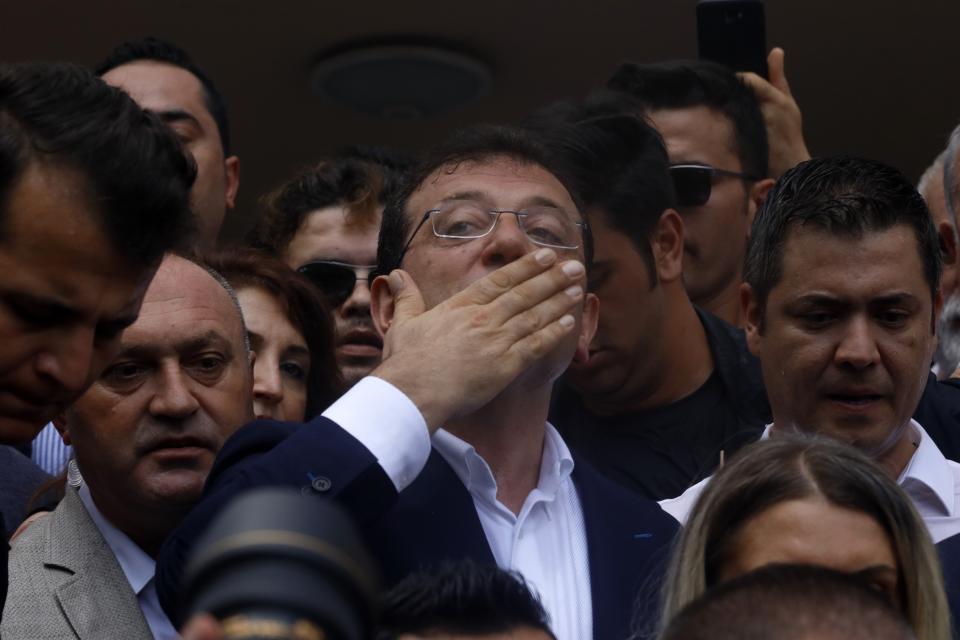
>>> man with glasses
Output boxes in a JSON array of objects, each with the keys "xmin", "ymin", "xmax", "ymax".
[
  {"xmin": 158, "ymin": 125, "xmax": 678, "ymax": 640},
  {"xmin": 608, "ymin": 60, "xmax": 775, "ymax": 326},
  {"xmin": 248, "ymin": 147, "xmax": 411, "ymax": 386}
]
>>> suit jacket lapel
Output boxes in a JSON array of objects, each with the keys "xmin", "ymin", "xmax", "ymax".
[
  {"xmin": 368, "ymin": 450, "xmax": 494, "ymax": 584},
  {"xmin": 46, "ymin": 489, "xmax": 154, "ymax": 639},
  {"xmin": 573, "ymin": 456, "xmax": 678, "ymax": 640}
]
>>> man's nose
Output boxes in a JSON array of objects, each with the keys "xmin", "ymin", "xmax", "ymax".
[
  {"xmin": 480, "ymin": 212, "xmax": 532, "ymax": 267},
  {"xmin": 34, "ymin": 327, "xmax": 96, "ymax": 397},
  {"xmin": 149, "ymin": 364, "xmax": 200, "ymax": 418},
  {"xmin": 835, "ymin": 316, "xmax": 881, "ymax": 370},
  {"xmin": 339, "ymin": 277, "xmax": 372, "ymax": 316},
  {"xmin": 252, "ymin": 359, "xmax": 283, "ymax": 405}
]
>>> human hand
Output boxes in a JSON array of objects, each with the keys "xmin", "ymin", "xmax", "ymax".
[
  {"xmin": 739, "ymin": 47, "xmax": 811, "ymax": 179},
  {"xmin": 371, "ymin": 248, "xmax": 585, "ymax": 430}
]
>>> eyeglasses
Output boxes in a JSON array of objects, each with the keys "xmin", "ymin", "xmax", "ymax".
[
  {"xmin": 297, "ymin": 261, "xmax": 376, "ymax": 308},
  {"xmin": 669, "ymin": 164, "xmax": 761, "ymax": 207},
  {"xmin": 397, "ymin": 199, "xmax": 587, "ymax": 266}
]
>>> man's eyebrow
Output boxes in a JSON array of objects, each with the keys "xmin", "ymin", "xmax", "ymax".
[
  {"xmin": 791, "ymin": 293, "xmax": 847, "ymax": 306},
  {"xmin": 156, "ymin": 108, "xmax": 202, "ymax": 129},
  {"xmin": 870, "ymin": 292, "xmax": 921, "ymax": 306},
  {"xmin": 6, "ymin": 291, "xmax": 78, "ymax": 319},
  {"xmin": 115, "ymin": 330, "xmax": 237, "ymax": 360}
]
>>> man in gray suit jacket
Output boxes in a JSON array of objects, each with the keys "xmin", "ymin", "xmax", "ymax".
[{"xmin": 2, "ymin": 254, "xmax": 254, "ymax": 639}]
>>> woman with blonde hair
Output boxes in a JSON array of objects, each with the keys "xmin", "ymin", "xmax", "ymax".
[{"xmin": 658, "ymin": 435, "xmax": 951, "ymax": 640}]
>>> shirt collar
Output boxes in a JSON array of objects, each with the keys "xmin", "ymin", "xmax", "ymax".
[
  {"xmin": 762, "ymin": 420, "xmax": 954, "ymax": 517},
  {"xmin": 432, "ymin": 423, "xmax": 575, "ymax": 504},
  {"xmin": 77, "ymin": 484, "xmax": 156, "ymax": 595},
  {"xmin": 899, "ymin": 421, "xmax": 955, "ymax": 517}
]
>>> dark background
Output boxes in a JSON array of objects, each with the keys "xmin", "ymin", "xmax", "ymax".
[{"xmin": 3, "ymin": 0, "xmax": 956, "ymax": 240}]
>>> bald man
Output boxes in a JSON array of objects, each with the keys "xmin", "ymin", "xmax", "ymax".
[{"xmin": 3, "ymin": 255, "xmax": 253, "ymax": 640}]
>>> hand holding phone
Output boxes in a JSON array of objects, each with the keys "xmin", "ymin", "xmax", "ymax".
[{"xmin": 739, "ymin": 48, "xmax": 811, "ymax": 179}]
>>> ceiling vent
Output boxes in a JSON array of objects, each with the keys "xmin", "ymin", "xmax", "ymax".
[{"xmin": 311, "ymin": 42, "xmax": 492, "ymax": 119}]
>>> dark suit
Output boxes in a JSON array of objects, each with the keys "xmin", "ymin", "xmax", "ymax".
[
  {"xmin": 938, "ymin": 532, "xmax": 960, "ymax": 638},
  {"xmin": 914, "ymin": 374, "xmax": 960, "ymax": 463},
  {"xmin": 157, "ymin": 417, "xmax": 678, "ymax": 640}
]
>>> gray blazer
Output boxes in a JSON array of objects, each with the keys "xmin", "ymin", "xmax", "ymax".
[{"xmin": 1, "ymin": 487, "xmax": 153, "ymax": 639}]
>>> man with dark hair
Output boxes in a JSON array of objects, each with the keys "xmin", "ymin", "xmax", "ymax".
[
  {"xmin": 608, "ymin": 60, "xmax": 775, "ymax": 326},
  {"xmin": 3, "ymin": 254, "xmax": 253, "ymax": 638},
  {"xmin": 533, "ymin": 108, "xmax": 768, "ymax": 500},
  {"xmin": 660, "ymin": 564, "xmax": 915, "ymax": 640},
  {"xmin": 661, "ymin": 156, "xmax": 960, "ymax": 548},
  {"xmin": 158, "ymin": 124, "xmax": 678, "ymax": 640},
  {"xmin": 247, "ymin": 148, "xmax": 411, "ymax": 385},
  {"xmin": 377, "ymin": 561, "xmax": 556, "ymax": 640},
  {"xmin": 0, "ymin": 61, "xmax": 193, "ymax": 616},
  {"xmin": 97, "ymin": 37, "xmax": 239, "ymax": 248}
]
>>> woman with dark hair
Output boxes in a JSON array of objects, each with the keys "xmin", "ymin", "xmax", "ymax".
[
  {"xmin": 207, "ymin": 250, "xmax": 342, "ymax": 420},
  {"xmin": 657, "ymin": 436, "xmax": 951, "ymax": 640}
]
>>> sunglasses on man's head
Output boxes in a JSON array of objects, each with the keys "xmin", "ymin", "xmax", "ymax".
[
  {"xmin": 297, "ymin": 261, "xmax": 378, "ymax": 308},
  {"xmin": 669, "ymin": 164, "xmax": 761, "ymax": 207}
]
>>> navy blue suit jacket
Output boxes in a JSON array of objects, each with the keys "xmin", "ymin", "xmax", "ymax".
[
  {"xmin": 938, "ymin": 532, "xmax": 960, "ymax": 638},
  {"xmin": 157, "ymin": 416, "xmax": 678, "ymax": 639}
]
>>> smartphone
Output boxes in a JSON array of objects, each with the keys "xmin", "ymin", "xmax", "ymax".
[{"xmin": 697, "ymin": 0, "xmax": 767, "ymax": 78}]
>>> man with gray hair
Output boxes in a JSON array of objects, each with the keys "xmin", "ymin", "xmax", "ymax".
[
  {"xmin": 3, "ymin": 254, "xmax": 254, "ymax": 639},
  {"xmin": 919, "ymin": 142, "xmax": 960, "ymax": 377}
]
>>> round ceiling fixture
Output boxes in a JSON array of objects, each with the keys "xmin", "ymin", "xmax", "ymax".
[{"xmin": 311, "ymin": 42, "xmax": 492, "ymax": 119}]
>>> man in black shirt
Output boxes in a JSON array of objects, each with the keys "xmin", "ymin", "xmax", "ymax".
[{"xmin": 541, "ymin": 112, "xmax": 770, "ymax": 500}]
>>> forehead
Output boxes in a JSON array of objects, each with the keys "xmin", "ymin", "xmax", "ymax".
[
  {"xmin": 236, "ymin": 286, "xmax": 305, "ymax": 340},
  {"xmin": 774, "ymin": 225, "xmax": 929, "ymax": 300},
  {"xmin": 735, "ymin": 497, "xmax": 897, "ymax": 571},
  {"xmin": 406, "ymin": 155, "xmax": 577, "ymax": 221},
  {"xmin": 285, "ymin": 206, "xmax": 381, "ymax": 267},
  {"xmin": 648, "ymin": 105, "xmax": 739, "ymax": 167},
  {"xmin": 101, "ymin": 60, "xmax": 210, "ymax": 121},
  {"xmin": 123, "ymin": 256, "xmax": 243, "ymax": 349}
]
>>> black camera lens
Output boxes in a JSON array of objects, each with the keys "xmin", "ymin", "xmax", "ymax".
[{"xmin": 180, "ymin": 488, "xmax": 379, "ymax": 640}]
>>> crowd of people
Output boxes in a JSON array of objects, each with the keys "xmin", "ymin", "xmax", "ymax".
[{"xmin": 1, "ymin": 36, "xmax": 959, "ymax": 640}]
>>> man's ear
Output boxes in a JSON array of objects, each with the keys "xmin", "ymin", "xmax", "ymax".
[
  {"xmin": 652, "ymin": 209, "xmax": 685, "ymax": 284},
  {"xmin": 224, "ymin": 156, "xmax": 241, "ymax": 211},
  {"xmin": 933, "ymin": 288, "xmax": 944, "ymax": 336},
  {"xmin": 746, "ymin": 177, "xmax": 776, "ymax": 232},
  {"xmin": 741, "ymin": 282, "xmax": 764, "ymax": 357},
  {"xmin": 370, "ymin": 274, "xmax": 396, "ymax": 338},
  {"xmin": 52, "ymin": 413, "xmax": 71, "ymax": 446},
  {"xmin": 573, "ymin": 293, "xmax": 600, "ymax": 364}
]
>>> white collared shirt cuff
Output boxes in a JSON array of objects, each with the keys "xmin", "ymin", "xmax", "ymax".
[{"xmin": 321, "ymin": 375, "xmax": 431, "ymax": 492}]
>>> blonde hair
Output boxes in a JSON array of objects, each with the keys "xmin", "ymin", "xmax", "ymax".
[{"xmin": 658, "ymin": 435, "xmax": 950, "ymax": 640}]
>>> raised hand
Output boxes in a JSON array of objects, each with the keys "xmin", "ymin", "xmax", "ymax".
[
  {"xmin": 739, "ymin": 47, "xmax": 812, "ymax": 179},
  {"xmin": 371, "ymin": 248, "xmax": 586, "ymax": 430}
]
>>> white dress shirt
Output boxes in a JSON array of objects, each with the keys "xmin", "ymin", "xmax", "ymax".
[
  {"xmin": 322, "ymin": 376, "xmax": 593, "ymax": 640},
  {"xmin": 78, "ymin": 484, "xmax": 177, "ymax": 640},
  {"xmin": 659, "ymin": 421, "xmax": 960, "ymax": 543}
]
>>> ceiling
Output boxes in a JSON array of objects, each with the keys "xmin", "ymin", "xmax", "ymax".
[{"xmin": 3, "ymin": 1, "xmax": 957, "ymax": 241}]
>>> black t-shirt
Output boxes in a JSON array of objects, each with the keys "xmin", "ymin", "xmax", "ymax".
[
  {"xmin": 553, "ymin": 371, "xmax": 756, "ymax": 500},
  {"xmin": 551, "ymin": 308, "xmax": 769, "ymax": 501}
]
